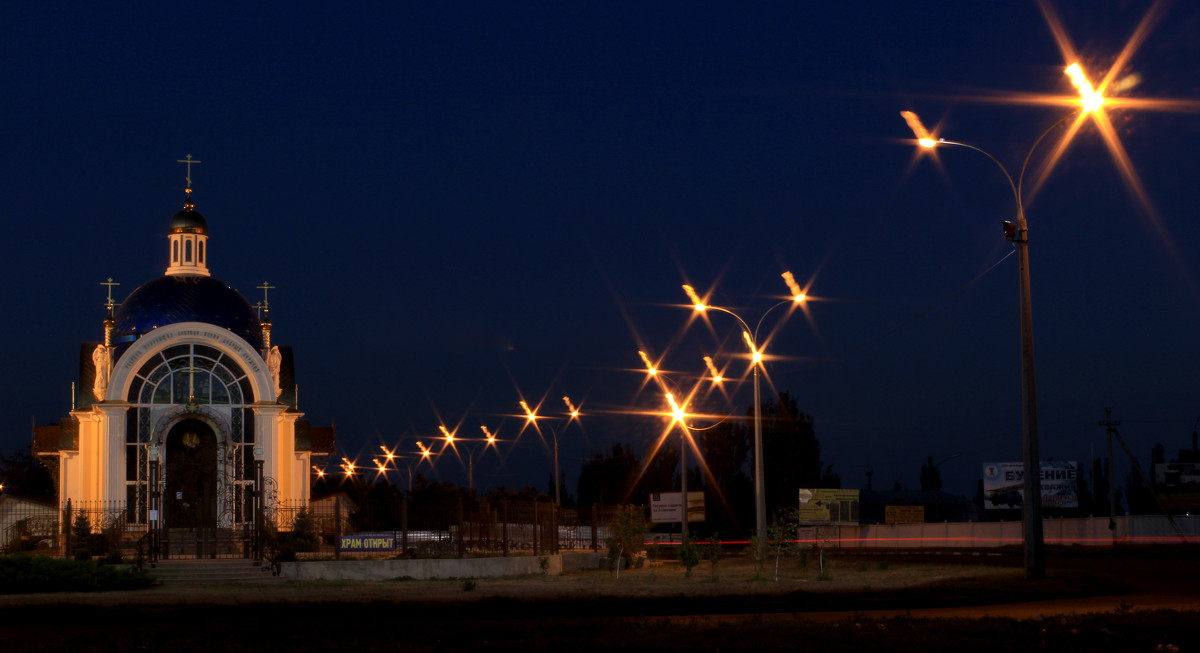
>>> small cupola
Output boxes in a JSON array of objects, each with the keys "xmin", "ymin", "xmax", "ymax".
[{"xmin": 165, "ymin": 155, "xmax": 210, "ymax": 277}]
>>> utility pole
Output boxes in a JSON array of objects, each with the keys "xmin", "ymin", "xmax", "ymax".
[{"xmin": 1100, "ymin": 408, "xmax": 1119, "ymax": 532}]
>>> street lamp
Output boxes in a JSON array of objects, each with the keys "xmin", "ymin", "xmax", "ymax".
[
  {"xmin": 901, "ymin": 64, "xmax": 1102, "ymax": 580},
  {"xmin": 683, "ymin": 271, "xmax": 806, "ymax": 563},
  {"xmin": 666, "ymin": 391, "xmax": 693, "ymax": 543},
  {"xmin": 520, "ymin": 400, "xmax": 561, "ymax": 507}
]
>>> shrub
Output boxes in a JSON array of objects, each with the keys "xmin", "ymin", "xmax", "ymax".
[
  {"xmin": 289, "ymin": 510, "xmax": 319, "ymax": 553},
  {"xmin": 706, "ymin": 532, "xmax": 721, "ymax": 581},
  {"xmin": 70, "ymin": 512, "xmax": 93, "ymax": 557},
  {"xmin": 677, "ymin": 540, "xmax": 701, "ymax": 577},
  {"xmin": 0, "ymin": 555, "xmax": 154, "ymax": 594},
  {"xmin": 605, "ymin": 505, "xmax": 647, "ymax": 573}
]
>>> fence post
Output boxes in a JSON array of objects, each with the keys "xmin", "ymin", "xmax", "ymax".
[
  {"xmin": 552, "ymin": 503, "xmax": 559, "ymax": 554},
  {"xmin": 502, "ymin": 498, "xmax": 509, "ymax": 557},
  {"xmin": 456, "ymin": 498, "xmax": 465, "ymax": 558},
  {"xmin": 63, "ymin": 498, "xmax": 72, "ymax": 555},
  {"xmin": 591, "ymin": 504, "xmax": 598, "ymax": 552},
  {"xmin": 334, "ymin": 499, "xmax": 342, "ymax": 561},
  {"xmin": 533, "ymin": 500, "xmax": 540, "ymax": 556},
  {"xmin": 401, "ymin": 496, "xmax": 408, "ymax": 557}
]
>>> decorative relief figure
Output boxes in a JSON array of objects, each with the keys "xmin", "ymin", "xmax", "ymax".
[
  {"xmin": 92, "ymin": 344, "xmax": 113, "ymax": 401},
  {"xmin": 266, "ymin": 345, "xmax": 283, "ymax": 398}
]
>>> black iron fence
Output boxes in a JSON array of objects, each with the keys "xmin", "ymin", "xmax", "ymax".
[
  {"xmin": 2, "ymin": 496, "xmax": 627, "ymax": 560},
  {"xmin": 2, "ymin": 499, "xmax": 128, "ymax": 556},
  {"xmin": 281, "ymin": 498, "xmax": 622, "ymax": 558}
]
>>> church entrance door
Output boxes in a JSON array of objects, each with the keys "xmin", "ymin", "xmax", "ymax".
[{"xmin": 164, "ymin": 418, "xmax": 218, "ymax": 530}]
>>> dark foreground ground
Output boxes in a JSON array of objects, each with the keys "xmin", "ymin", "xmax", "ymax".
[{"xmin": 1, "ymin": 548, "xmax": 1197, "ymax": 652}]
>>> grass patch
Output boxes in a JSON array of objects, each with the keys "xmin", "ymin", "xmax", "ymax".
[{"xmin": 0, "ymin": 555, "xmax": 154, "ymax": 594}]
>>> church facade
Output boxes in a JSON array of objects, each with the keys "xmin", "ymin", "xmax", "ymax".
[{"xmin": 34, "ymin": 172, "xmax": 332, "ymax": 535}]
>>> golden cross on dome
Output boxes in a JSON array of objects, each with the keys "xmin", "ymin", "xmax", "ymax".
[
  {"xmin": 257, "ymin": 281, "xmax": 275, "ymax": 311},
  {"xmin": 176, "ymin": 154, "xmax": 202, "ymax": 190},
  {"xmin": 100, "ymin": 278, "xmax": 120, "ymax": 312}
]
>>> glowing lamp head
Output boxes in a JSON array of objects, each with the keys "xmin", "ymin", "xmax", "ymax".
[
  {"xmin": 563, "ymin": 396, "xmax": 580, "ymax": 418},
  {"xmin": 439, "ymin": 425, "xmax": 454, "ymax": 442},
  {"xmin": 1066, "ymin": 63, "xmax": 1104, "ymax": 113},
  {"xmin": 682, "ymin": 284, "xmax": 706, "ymax": 311},
  {"xmin": 638, "ymin": 350, "xmax": 658, "ymax": 376},
  {"xmin": 666, "ymin": 393, "xmax": 686, "ymax": 424},
  {"xmin": 519, "ymin": 400, "xmax": 537, "ymax": 422},
  {"xmin": 743, "ymin": 331, "xmax": 762, "ymax": 363},
  {"xmin": 900, "ymin": 110, "xmax": 937, "ymax": 148},
  {"xmin": 781, "ymin": 271, "xmax": 806, "ymax": 303}
]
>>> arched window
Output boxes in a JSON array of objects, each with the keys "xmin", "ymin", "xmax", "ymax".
[
  {"xmin": 173, "ymin": 240, "xmax": 179, "ymax": 262},
  {"xmin": 126, "ymin": 343, "xmax": 256, "ymax": 526},
  {"xmin": 199, "ymin": 240, "xmax": 205, "ymax": 264},
  {"xmin": 185, "ymin": 239, "xmax": 192, "ymax": 262}
]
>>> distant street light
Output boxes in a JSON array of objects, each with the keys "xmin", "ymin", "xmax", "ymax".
[
  {"xmin": 684, "ymin": 271, "xmax": 807, "ymax": 563},
  {"xmin": 520, "ymin": 400, "xmax": 564, "ymax": 507}
]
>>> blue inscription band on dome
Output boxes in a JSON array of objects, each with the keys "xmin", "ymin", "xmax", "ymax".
[{"xmin": 113, "ymin": 275, "xmax": 263, "ymax": 349}]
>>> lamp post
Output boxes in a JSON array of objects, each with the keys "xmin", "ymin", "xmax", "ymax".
[
  {"xmin": 520, "ymin": 401, "xmax": 562, "ymax": 507},
  {"xmin": 903, "ymin": 62, "xmax": 1102, "ymax": 577},
  {"xmin": 439, "ymin": 426, "xmax": 498, "ymax": 493},
  {"xmin": 666, "ymin": 392, "xmax": 692, "ymax": 543},
  {"xmin": 683, "ymin": 272, "xmax": 806, "ymax": 563}
]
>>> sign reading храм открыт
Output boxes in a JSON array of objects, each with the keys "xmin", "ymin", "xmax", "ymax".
[{"xmin": 339, "ymin": 534, "xmax": 396, "ymax": 552}]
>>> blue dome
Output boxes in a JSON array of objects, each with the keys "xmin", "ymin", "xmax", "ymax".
[{"xmin": 113, "ymin": 275, "xmax": 263, "ymax": 348}]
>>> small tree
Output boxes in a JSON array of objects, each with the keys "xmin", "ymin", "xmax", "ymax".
[
  {"xmin": 677, "ymin": 539, "xmax": 701, "ymax": 577},
  {"xmin": 605, "ymin": 504, "xmax": 647, "ymax": 575},
  {"xmin": 647, "ymin": 535, "xmax": 661, "ymax": 582},
  {"xmin": 747, "ymin": 531, "xmax": 766, "ymax": 580},
  {"xmin": 706, "ymin": 532, "xmax": 722, "ymax": 582},
  {"xmin": 766, "ymin": 509, "xmax": 803, "ymax": 581},
  {"xmin": 290, "ymin": 510, "xmax": 319, "ymax": 553},
  {"xmin": 71, "ymin": 512, "xmax": 93, "ymax": 558}
]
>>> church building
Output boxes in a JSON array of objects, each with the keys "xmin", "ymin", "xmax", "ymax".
[{"xmin": 34, "ymin": 161, "xmax": 333, "ymax": 537}]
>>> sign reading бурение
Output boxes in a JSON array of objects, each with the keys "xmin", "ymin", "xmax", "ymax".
[{"xmin": 339, "ymin": 534, "xmax": 396, "ymax": 552}]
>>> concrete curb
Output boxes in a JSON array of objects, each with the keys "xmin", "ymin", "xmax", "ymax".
[{"xmin": 281, "ymin": 552, "xmax": 609, "ymax": 581}]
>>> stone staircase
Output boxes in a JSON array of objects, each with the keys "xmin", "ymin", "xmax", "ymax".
[
  {"xmin": 146, "ymin": 558, "xmax": 286, "ymax": 584},
  {"xmin": 159, "ymin": 527, "xmax": 249, "ymax": 559}
]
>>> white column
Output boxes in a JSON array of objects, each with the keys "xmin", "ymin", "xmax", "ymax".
[
  {"xmin": 275, "ymin": 410, "xmax": 302, "ymax": 503},
  {"xmin": 95, "ymin": 404, "xmax": 129, "ymax": 504},
  {"xmin": 252, "ymin": 403, "xmax": 287, "ymax": 493}
]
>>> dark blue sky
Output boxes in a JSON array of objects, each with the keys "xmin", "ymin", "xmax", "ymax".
[{"xmin": 4, "ymin": 1, "xmax": 1199, "ymax": 501}]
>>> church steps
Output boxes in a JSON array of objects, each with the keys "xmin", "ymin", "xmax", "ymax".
[{"xmin": 146, "ymin": 559, "xmax": 285, "ymax": 584}]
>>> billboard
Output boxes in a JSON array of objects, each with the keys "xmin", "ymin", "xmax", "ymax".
[
  {"xmin": 885, "ymin": 505, "xmax": 925, "ymax": 524},
  {"xmin": 650, "ymin": 492, "xmax": 705, "ymax": 524},
  {"xmin": 340, "ymin": 534, "xmax": 396, "ymax": 552},
  {"xmin": 796, "ymin": 488, "xmax": 860, "ymax": 524},
  {"xmin": 982, "ymin": 461, "xmax": 1078, "ymax": 509}
]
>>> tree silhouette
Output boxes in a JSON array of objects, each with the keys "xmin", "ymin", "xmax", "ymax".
[{"xmin": 919, "ymin": 456, "xmax": 943, "ymax": 491}]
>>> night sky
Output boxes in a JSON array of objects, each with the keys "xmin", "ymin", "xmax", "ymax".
[{"xmin": 4, "ymin": 1, "xmax": 1199, "ymax": 502}]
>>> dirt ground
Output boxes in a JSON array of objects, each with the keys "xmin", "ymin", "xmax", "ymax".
[{"xmin": 1, "ymin": 549, "xmax": 1197, "ymax": 652}]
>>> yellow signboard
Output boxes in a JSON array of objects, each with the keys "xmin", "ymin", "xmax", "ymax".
[
  {"xmin": 884, "ymin": 505, "xmax": 925, "ymax": 524},
  {"xmin": 796, "ymin": 488, "xmax": 860, "ymax": 524}
]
